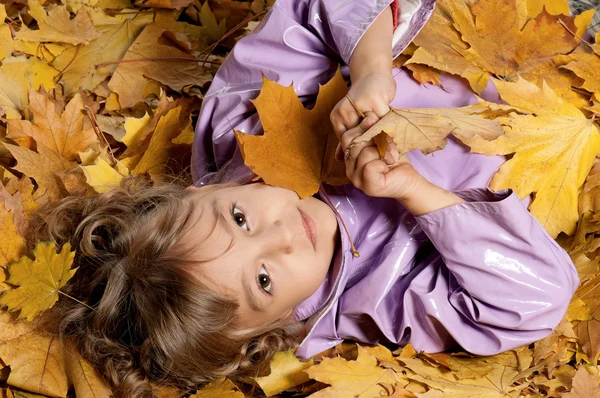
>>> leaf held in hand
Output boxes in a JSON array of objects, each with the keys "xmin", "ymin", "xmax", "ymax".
[{"xmin": 235, "ymin": 69, "xmax": 350, "ymax": 198}]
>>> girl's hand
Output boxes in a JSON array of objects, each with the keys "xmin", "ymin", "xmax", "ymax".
[
  {"xmin": 331, "ymin": 72, "xmax": 396, "ymax": 161},
  {"xmin": 330, "ymin": 71, "xmax": 396, "ymax": 134},
  {"xmin": 341, "ymin": 112, "xmax": 424, "ymax": 200}
]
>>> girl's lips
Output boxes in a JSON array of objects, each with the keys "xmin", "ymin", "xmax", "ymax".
[{"xmin": 299, "ymin": 208, "xmax": 317, "ymax": 251}]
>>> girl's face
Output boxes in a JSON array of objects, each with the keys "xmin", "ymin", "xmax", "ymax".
[{"xmin": 182, "ymin": 182, "xmax": 339, "ymax": 328}]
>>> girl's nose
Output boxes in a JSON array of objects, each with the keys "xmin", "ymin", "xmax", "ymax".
[{"xmin": 266, "ymin": 220, "xmax": 295, "ymax": 254}]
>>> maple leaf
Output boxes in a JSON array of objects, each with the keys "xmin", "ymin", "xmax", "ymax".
[
  {"xmin": 561, "ymin": 366, "xmax": 600, "ymax": 397},
  {"xmin": 235, "ymin": 70, "xmax": 350, "ymax": 198},
  {"xmin": 305, "ymin": 346, "xmax": 402, "ymax": 398},
  {"xmin": 190, "ymin": 378, "xmax": 244, "ymax": 398},
  {"xmin": 16, "ymin": 1, "xmax": 101, "ymax": 45},
  {"xmin": 253, "ymin": 350, "xmax": 313, "ymax": 397},
  {"xmin": 107, "ymin": 23, "xmax": 213, "ymax": 108},
  {"xmin": 0, "ymin": 241, "xmax": 77, "ymax": 321},
  {"xmin": 455, "ymin": 78, "xmax": 600, "ymax": 238},
  {"xmin": 399, "ymin": 356, "xmax": 526, "ymax": 397},
  {"xmin": 0, "ymin": 311, "xmax": 68, "ymax": 396},
  {"xmin": 52, "ymin": 9, "xmax": 154, "ymax": 95},
  {"xmin": 353, "ymin": 104, "xmax": 507, "ymax": 155},
  {"xmin": 7, "ymin": 91, "xmax": 100, "ymax": 161},
  {"xmin": 407, "ymin": 0, "xmax": 583, "ymax": 106},
  {"xmin": 4, "ymin": 142, "xmax": 77, "ymax": 200}
]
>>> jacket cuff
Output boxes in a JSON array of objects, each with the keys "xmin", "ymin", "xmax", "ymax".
[
  {"xmin": 414, "ymin": 187, "xmax": 518, "ymax": 229},
  {"xmin": 338, "ymin": 0, "xmax": 436, "ymax": 65}
]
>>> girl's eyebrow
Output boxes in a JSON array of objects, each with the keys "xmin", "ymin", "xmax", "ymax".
[{"xmin": 213, "ymin": 199, "xmax": 233, "ymax": 238}]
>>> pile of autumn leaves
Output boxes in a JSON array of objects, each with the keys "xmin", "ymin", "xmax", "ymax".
[{"xmin": 1, "ymin": 0, "xmax": 600, "ymax": 396}]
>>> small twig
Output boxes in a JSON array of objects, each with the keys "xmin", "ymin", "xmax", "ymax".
[
  {"xmin": 83, "ymin": 106, "xmax": 118, "ymax": 164},
  {"xmin": 96, "ymin": 57, "xmax": 222, "ymax": 69},
  {"xmin": 557, "ymin": 17, "xmax": 595, "ymax": 48}
]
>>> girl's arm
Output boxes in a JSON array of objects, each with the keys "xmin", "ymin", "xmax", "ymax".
[{"xmin": 192, "ymin": 0, "xmax": 436, "ymax": 186}]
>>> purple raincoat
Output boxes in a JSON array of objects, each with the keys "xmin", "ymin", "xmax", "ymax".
[{"xmin": 191, "ymin": 0, "xmax": 580, "ymax": 359}]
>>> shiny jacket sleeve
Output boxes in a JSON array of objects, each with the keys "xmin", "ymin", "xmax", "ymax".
[
  {"xmin": 191, "ymin": 0, "xmax": 436, "ymax": 185},
  {"xmin": 401, "ymin": 187, "xmax": 581, "ymax": 355}
]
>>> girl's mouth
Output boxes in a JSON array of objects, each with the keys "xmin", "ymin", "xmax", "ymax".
[{"xmin": 299, "ymin": 208, "xmax": 317, "ymax": 251}]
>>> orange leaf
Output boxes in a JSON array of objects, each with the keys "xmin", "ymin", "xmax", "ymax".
[{"xmin": 235, "ymin": 69, "xmax": 349, "ymax": 198}]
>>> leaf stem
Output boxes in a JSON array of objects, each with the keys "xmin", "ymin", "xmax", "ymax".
[
  {"xmin": 96, "ymin": 57, "xmax": 222, "ymax": 69},
  {"xmin": 557, "ymin": 18, "xmax": 594, "ymax": 48},
  {"xmin": 58, "ymin": 290, "xmax": 96, "ymax": 311}
]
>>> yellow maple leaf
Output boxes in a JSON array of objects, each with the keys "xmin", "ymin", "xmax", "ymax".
[
  {"xmin": 455, "ymin": 78, "xmax": 600, "ymax": 238},
  {"xmin": 7, "ymin": 90, "xmax": 100, "ymax": 161},
  {"xmin": 0, "ymin": 241, "xmax": 77, "ymax": 321},
  {"xmin": 353, "ymin": 104, "xmax": 507, "ymax": 155},
  {"xmin": 52, "ymin": 9, "xmax": 154, "ymax": 95},
  {"xmin": 15, "ymin": 1, "xmax": 100, "ymax": 45},
  {"xmin": 235, "ymin": 70, "xmax": 350, "ymax": 198},
  {"xmin": 408, "ymin": 0, "xmax": 582, "ymax": 106},
  {"xmin": 305, "ymin": 346, "xmax": 401, "ymax": 398},
  {"xmin": 0, "ymin": 311, "xmax": 68, "ymax": 396},
  {"xmin": 253, "ymin": 350, "xmax": 313, "ymax": 397},
  {"xmin": 190, "ymin": 378, "xmax": 244, "ymax": 398}
]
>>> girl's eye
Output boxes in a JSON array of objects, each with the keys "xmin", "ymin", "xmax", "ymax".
[
  {"xmin": 232, "ymin": 205, "xmax": 248, "ymax": 231},
  {"xmin": 258, "ymin": 265, "xmax": 272, "ymax": 293}
]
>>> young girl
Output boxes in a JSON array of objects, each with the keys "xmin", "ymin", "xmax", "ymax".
[{"xmin": 31, "ymin": 0, "xmax": 580, "ymax": 396}]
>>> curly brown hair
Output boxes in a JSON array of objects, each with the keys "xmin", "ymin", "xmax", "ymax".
[{"xmin": 26, "ymin": 175, "xmax": 305, "ymax": 397}]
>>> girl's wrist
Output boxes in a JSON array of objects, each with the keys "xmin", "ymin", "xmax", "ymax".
[{"xmin": 396, "ymin": 178, "xmax": 466, "ymax": 216}]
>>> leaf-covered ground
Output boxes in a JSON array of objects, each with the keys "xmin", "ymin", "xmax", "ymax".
[{"xmin": 2, "ymin": 0, "xmax": 600, "ymax": 396}]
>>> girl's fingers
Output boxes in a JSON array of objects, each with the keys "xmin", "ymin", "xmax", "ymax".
[{"xmin": 352, "ymin": 146, "xmax": 383, "ymax": 188}]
